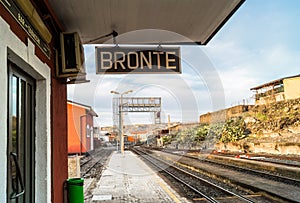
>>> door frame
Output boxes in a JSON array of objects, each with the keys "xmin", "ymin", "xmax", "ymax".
[
  {"xmin": 0, "ymin": 43, "xmax": 51, "ymax": 202},
  {"xmin": 1, "ymin": 16, "xmax": 52, "ymax": 201},
  {"xmin": 7, "ymin": 61, "xmax": 36, "ymax": 202}
]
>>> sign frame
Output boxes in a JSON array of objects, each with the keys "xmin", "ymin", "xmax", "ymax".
[{"xmin": 96, "ymin": 46, "xmax": 181, "ymax": 74}]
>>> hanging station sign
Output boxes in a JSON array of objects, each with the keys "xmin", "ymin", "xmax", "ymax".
[{"xmin": 96, "ymin": 46, "xmax": 181, "ymax": 74}]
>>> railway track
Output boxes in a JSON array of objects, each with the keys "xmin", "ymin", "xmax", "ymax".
[
  {"xmin": 244, "ymin": 157, "xmax": 300, "ymax": 168},
  {"xmin": 163, "ymin": 149, "xmax": 300, "ymax": 187},
  {"xmin": 80, "ymin": 148, "xmax": 114, "ymax": 178},
  {"xmin": 160, "ymin": 148, "xmax": 300, "ymax": 168},
  {"xmin": 204, "ymin": 157, "xmax": 300, "ymax": 186},
  {"xmin": 175, "ymin": 151, "xmax": 300, "ymax": 187},
  {"xmin": 212, "ymin": 151, "xmax": 300, "ymax": 168},
  {"xmin": 152, "ymin": 148, "xmax": 300, "ymax": 183},
  {"xmin": 132, "ymin": 147, "xmax": 259, "ymax": 203},
  {"xmin": 143, "ymin": 147, "xmax": 300, "ymax": 202}
]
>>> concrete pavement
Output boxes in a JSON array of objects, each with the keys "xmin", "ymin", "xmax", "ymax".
[{"xmin": 88, "ymin": 150, "xmax": 189, "ymax": 203}]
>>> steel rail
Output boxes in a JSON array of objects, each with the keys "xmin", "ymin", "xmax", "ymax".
[
  {"xmin": 132, "ymin": 148, "xmax": 219, "ymax": 203},
  {"xmin": 81, "ymin": 149, "xmax": 111, "ymax": 178},
  {"xmin": 80, "ymin": 157, "xmax": 92, "ymax": 167},
  {"xmin": 133, "ymin": 148, "xmax": 255, "ymax": 203},
  {"xmin": 168, "ymin": 161, "xmax": 254, "ymax": 203},
  {"xmin": 82, "ymin": 159, "xmax": 104, "ymax": 178},
  {"xmin": 176, "ymin": 152, "xmax": 300, "ymax": 186}
]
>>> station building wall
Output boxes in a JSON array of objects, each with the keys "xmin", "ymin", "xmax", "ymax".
[
  {"xmin": 68, "ymin": 103, "xmax": 87, "ymax": 154},
  {"xmin": 68, "ymin": 102, "xmax": 95, "ymax": 154},
  {"xmin": 0, "ymin": 2, "xmax": 68, "ymax": 202}
]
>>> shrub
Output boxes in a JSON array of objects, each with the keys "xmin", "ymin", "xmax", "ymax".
[{"xmin": 220, "ymin": 117, "xmax": 246, "ymax": 143}]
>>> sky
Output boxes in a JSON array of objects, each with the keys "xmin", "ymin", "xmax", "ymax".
[{"xmin": 68, "ymin": 0, "xmax": 300, "ymax": 127}]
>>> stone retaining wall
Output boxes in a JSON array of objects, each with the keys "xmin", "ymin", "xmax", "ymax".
[{"xmin": 215, "ymin": 142, "xmax": 300, "ymax": 155}]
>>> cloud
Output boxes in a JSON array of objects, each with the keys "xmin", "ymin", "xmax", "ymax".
[
  {"xmin": 201, "ymin": 1, "xmax": 300, "ymax": 107},
  {"xmin": 203, "ymin": 39, "xmax": 300, "ymax": 107}
]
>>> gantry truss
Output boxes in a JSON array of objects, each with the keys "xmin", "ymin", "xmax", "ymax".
[{"xmin": 113, "ymin": 97, "xmax": 162, "ymax": 130}]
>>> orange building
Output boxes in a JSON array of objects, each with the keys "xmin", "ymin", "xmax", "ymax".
[{"xmin": 67, "ymin": 101, "xmax": 98, "ymax": 154}]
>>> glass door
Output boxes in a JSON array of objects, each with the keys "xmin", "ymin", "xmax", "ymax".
[{"xmin": 7, "ymin": 62, "xmax": 35, "ymax": 203}]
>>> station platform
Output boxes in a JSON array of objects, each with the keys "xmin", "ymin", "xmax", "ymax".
[{"xmin": 88, "ymin": 150, "xmax": 189, "ymax": 202}]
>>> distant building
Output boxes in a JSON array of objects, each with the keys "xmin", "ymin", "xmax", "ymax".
[
  {"xmin": 101, "ymin": 126, "xmax": 114, "ymax": 132},
  {"xmin": 97, "ymin": 126, "xmax": 116, "ymax": 142},
  {"xmin": 67, "ymin": 101, "xmax": 98, "ymax": 154},
  {"xmin": 168, "ymin": 122, "xmax": 199, "ymax": 134},
  {"xmin": 251, "ymin": 74, "xmax": 300, "ymax": 105},
  {"xmin": 130, "ymin": 131, "xmax": 149, "ymax": 142},
  {"xmin": 200, "ymin": 105, "xmax": 252, "ymax": 124}
]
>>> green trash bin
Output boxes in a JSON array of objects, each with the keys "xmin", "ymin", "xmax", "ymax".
[{"xmin": 67, "ymin": 178, "xmax": 84, "ymax": 203}]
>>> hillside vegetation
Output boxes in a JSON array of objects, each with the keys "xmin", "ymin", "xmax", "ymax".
[{"xmin": 166, "ymin": 98, "xmax": 300, "ymax": 154}]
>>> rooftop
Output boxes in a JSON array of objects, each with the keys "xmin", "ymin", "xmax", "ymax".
[{"xmin": 250, "ymin": 74, "xmax": 300, "ymax": 91}]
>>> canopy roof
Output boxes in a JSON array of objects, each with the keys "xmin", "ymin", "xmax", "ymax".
[{"xmin": 49, "ymin": 0, "xmax": 244, "ymax": 45}]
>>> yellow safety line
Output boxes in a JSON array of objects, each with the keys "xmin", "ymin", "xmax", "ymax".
[{"xmin": 156, "ymin": 177, "xmax": 182, "ymax": 203}]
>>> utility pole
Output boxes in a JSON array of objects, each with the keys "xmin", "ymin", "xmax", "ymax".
[
  {"xmin": 111, "ymin": 90, "xmax": 133, "ymax": 155},
  {"xmin": 168, "ymin": 114, "xmax": 171, "ymax": 134}
]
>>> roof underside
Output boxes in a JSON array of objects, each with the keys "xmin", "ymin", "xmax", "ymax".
[{"xmin": 49, "ymin": 0, "xmax": 244, "ymax": 45}]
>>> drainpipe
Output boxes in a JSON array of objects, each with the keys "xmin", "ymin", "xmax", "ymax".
[{"xmin": 80, "ymin": 115, "xmax": 86, "ymax": 156}]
